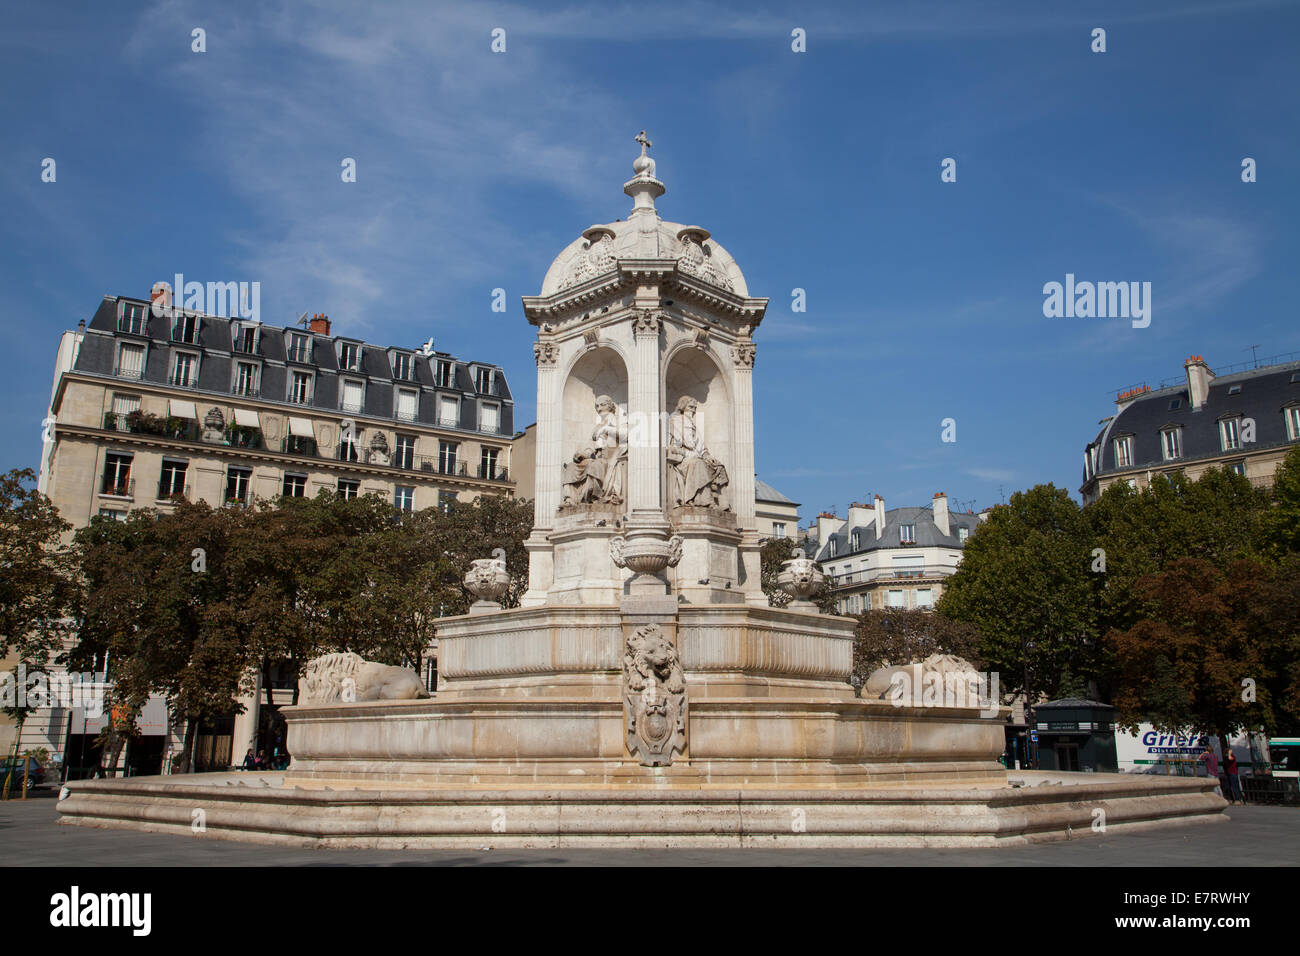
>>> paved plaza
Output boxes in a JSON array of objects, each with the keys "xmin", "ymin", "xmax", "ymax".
[{"xmin": 3, "ymin": 790, "xmax": 1295, "ymax": 866}]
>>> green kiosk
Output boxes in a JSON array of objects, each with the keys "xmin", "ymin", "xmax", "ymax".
[{"xmin": 1033, "ymin": 698, "xmax": 1119, "ymax": 773}]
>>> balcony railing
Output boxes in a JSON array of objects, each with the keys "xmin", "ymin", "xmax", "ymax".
[
  {"xmin": 479, "ymin": 423, "xmax": 500, "ymax": 434},
  {"xmin": 114, "ymin": 365, "xmax": 144, "ymax": 379},
  {"xmin": 116, "ymin": 316, "xmax": 147, "ymax": 335},
  {"xmin": 169, "ymin": 371, "xmax": 198, "ymax": 388},
  {"xmin": 287, "ymin": 345, "xmax": 311, "ymax": 363},
  {"xmin": 438, "ymin": 416, "xmax": 459, "ymax": 427},
  {"xmin": 477, "ymin": 463, "xmax": 508, "ymax": 481},
  {"xmin": 156, "ymin": 482, "xmax": 190, "ymax": 502},
  {"xmin": 224, "ymin": 426, "xmax": 264, "ymax": 450},
  {"xmin": 99, "ymin": 478, "xmax": 134, "ymax": 499},
  {"xmin": 827, "ymin": 567, "xmax": 951, "ymax": 589},
  {"xmin": 233, "ymin": 383, "xmax": 260, "ymax": 398},
  {"xmin": 281, "ymin": 436, "xmax": 318, "ymax": 457},
  {"xmin": 223, "ymin": 488, "xmax": 250, "ymax": 507},
  {"xmin": 170, "ymin": 322, "xmax": 201, "ymax": 345}
]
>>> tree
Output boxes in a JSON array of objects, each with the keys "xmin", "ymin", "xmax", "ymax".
[
  {"xmin": 71, "ymin": 502, "xmax": 250, "ymax": 774},
  {"xmin": 759, "ymin": 537, "xmax": 796, "ymax": 608},
  {"xmin": 1262, "ymin": 445, "xmax": 1300, "ymax": 559},
  {"xmin": 850, "ymin": 609, "xmax": 983, "ymax": 691},
  {"xmin": 1086, "ymin": 466, "xmax": 1269, "ymax": 640},
  {"xmin": 1108, "ymin": 557, "xmax": 1299, "ymax": 749},
  {"xmin": 0, "ymin": 469, "xmax": 74, "ymax": 795},
  {"xmin": 937, "ymin": 484, "xmax": 1099, "ymax": 704}
]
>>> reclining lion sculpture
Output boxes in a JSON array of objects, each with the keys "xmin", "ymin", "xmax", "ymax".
[{"xmin": 298, "ymin": 652, "xmax": 428, "ymax": 704}]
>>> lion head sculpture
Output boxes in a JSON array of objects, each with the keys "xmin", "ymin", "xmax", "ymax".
[{"xmin": 624, "ymin": 623, "xmax": 684, "ymax": 695}]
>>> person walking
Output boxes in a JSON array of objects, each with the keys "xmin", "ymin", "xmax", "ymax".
[
  {"xmin": 241, "ymin": 748, "xmax": 256, "ymax": 771},
  {"xmin": 1224, "ymin": 749, "xmax": 1244, "ymax": 804}
]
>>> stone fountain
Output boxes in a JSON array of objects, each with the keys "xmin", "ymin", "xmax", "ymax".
[{"xmin": 57, "ymin": 135, "xmax": 1225, "ymax": 847}]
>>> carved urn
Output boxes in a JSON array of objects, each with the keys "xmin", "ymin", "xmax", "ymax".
[
  {"xmin": 776, "ymin": 550, "xmax": 824, "ymax": 608},
  {"xmin": 609, "ymin": 534, "xmax": 684, "ymax": 576},
  {"xmin": 464, "ymin": 548, "xmax": 509, "ymax": 613},
  {"xmin": 201, "ymin": 407, "xmax": 226, "ymax": 444}
]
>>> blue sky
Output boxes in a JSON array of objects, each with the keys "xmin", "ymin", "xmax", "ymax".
[{"xmin": 3, "ymin": 0, "xmax": 1298, "ymax": 528}]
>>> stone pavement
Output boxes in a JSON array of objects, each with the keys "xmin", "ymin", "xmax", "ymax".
[{"xmin": 3, "ymin": 789, "xmax": 1295, "ymax": 865}]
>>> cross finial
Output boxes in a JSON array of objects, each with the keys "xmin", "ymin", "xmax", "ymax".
[{"xmin": 635, "ymin": 130, "xmax": 652, "ymax": 157}]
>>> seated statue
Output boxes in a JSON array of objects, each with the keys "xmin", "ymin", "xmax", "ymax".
[
  {"xmin": 562, "ymin": 446, "xmax": 605, "ymax": 505},
  {"xmin": 561, "ymin": 395, "xmax": 627, "ymax": 508},
  {"xmin": 667, "ymin": 396, "xmax": 729, "ymax": 509}
]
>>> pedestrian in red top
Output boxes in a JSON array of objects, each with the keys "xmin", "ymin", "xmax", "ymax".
[{"xmin": 1224, "ymin": 750, "xmax": 1243, "ymax": 805}]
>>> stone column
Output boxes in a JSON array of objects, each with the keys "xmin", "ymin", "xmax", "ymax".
[
  {"xmin": 732, "ymin": 341, "xmax": 765, "ymax": 603},
  {"xmin": 628, "ymin": 308, "xmax": 663, "ymax": 517},
  {"xmin": 522, "ymin": 340, "xmax": 560, "ymax": 606}
]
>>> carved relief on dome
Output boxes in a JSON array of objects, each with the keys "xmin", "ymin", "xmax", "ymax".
[
  {"xmin": 559, "ymin": 227, "xmax": 618, "ymax": 291},
  {"xmin": 676, "ymin": 227, "xmax": 733, "ymax": 293}
]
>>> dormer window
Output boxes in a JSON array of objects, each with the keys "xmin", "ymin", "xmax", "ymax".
[
  {"xmin": 396, "ymin": 387, "xmax": 418, "ymax": 422},
  {"xmin": 1219, "ymin": 416, "xmax": 1242, "ymax": 452},
  {"xmin": 232, "ymin": 323, "xmax": 257, "ymax": 354},
  {"xmin": 339, "ymin": 342, "xmax": 361, "ymax": 371},
  {"xmin": 392, "ymin": 352, "xmax": 411, "ymax": 381},
  {"xmin": 851, "ymin": 530, "xmax": 862, "ymax": 551},
  {"xmin": 340, "ymin": 379, "xmax": 365, "ymax": 413},
  {"xmin": 118, "ymin": 302, "xmax": 147, "ymax": 335},
  {"xmin": 287, "ymin": 332, "xmax": 311, "ymax": 364},
  {"xmin": 1286, "ymin": 405, "xmax": 1300, "ymax": 442},
  {"xmin": 1168, "ymin": 398, "xmax": 1181, "ymax": 410},
  {"xmin": 1227, "ymin": 384, "xmax": 1242, "ymax": 395},
  {"xmin": 1161, "ymin": 426, "xmax": 1183, "ymax": 461},
  {"xmin": 474, "ymin": 366, "xmax": 494, "ymax": 393},
  {"xmin": 958, "ymin": 527, "xmax": 969, "ymax": 543},
  {"xmin": 1114, "ymin": 435, "xmax": 1134, "ymax": 468},
  {"xmin": 172, "ymin": 313, "xmax": 201, "ymax": 345},
  {"xmin": 435, "ymin": 360, "xmax": 453, "ymax": 388},
  {"xmin": 899, "ymin": 524, "xmax": 916, "ymax": 544},
  {"xmin": 828, "ymin": 538, "xmax": 838, "ymax": 558}
]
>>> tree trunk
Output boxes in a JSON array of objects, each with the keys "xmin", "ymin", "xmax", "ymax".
[{"xmin": 177, "ymin": 718, "xmax": 198, "ymax": 774}]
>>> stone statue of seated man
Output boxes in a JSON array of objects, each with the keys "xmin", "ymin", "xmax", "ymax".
[{"xmin": 667, "ymin": 396, "xmax": 729, "ymax": 510}]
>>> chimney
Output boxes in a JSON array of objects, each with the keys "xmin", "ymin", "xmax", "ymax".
[
  {"xmin": 873, "ymin": 494, "xmax": 886, "ymax": 540},
  {"xmin": 1184, "ymin": 354, "xmax": 1213, "ymax": 410},
  {"xmin": 816, "ymin": 511, "xmax": 843, "ymax": 549},
  {"xmin": 932, "ymin": 491, "xmax": 950, "ymax": 537},
  {"xmin": 978, "ymin": 506, "xmax": 994, "ymax": 523},
  {"xmin": 309, "ymin": 313, "xmax": 332, "ymax": 336},
  {"xmin": 847, "ymin": 500, "xmax": 873, "ymax": 539}
]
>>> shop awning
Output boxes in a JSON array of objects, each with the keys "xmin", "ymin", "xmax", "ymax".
[
  {"xmin": 168, "ymin": 399, "xmax": 198, "ymax": 419},
  {"xmin": 289, "ymin": 416, "xmax": 314, "ymax": 438},
  {"xmin": 233, "ymin": 408, "xmax": 260, "ymax": 427}
]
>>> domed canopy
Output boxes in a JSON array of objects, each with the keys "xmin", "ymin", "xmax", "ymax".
[{"xmin": 538, "ymin": 133, "xmax": 749, "ymax": 298}]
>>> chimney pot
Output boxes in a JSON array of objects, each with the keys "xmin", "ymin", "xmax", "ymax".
[{"xmin": 309, "ymin": 314, "xmax": 332, "ymax": 335}]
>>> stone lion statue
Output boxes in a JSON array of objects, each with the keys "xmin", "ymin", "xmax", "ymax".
[
  {"xmin": 864, "ymin": 653, "xmax": 982, "ymax": 703},
  {"xmin": 298, "ymin": 652, "xmax": 428, "ymax": 704},
  {"xmin": 624, "ymin": 624, "xmax": 684, "ymax": 695}
]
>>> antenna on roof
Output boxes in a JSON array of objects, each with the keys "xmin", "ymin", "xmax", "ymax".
[
  {"xmin": 295, "ymin": 312, "xmax": 310, "ymax": 328},
  {"xmin": 420, "ymin": 337, "xmax": 434, "ymax": 355},
  {"xmin": 1246, "ymin": 344, "xmax": 1260, "ymax": 369}
]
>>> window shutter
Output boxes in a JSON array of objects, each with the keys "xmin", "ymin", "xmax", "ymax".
[
  {"xmin": 119, "ymin": 344, "xmax": 144, "ymax": 375},
  {"xmin": 112, "ymin": 395, "xmax": 140, "ymax": 416},
  {"xmin": 343, "ymin": 380, "xmax": 363, "ymax": 409},
  {"xmin": 398, "ymin": 389, "xmax": 417, "ymax": 419},
  {"xmin": 481, "ymin": 403, "xmax": 499, "ymax": 432}
]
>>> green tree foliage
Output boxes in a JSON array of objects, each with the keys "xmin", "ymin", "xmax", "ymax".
[
  {"xmin": 1086, "ymin": 467, "xmax": 1269, "ymax": 638},
  {"xmin": 1262, "ymin": 445, "xmax": 1300, "ymax": 559},
  {"xmin": 69, "ymin": 490, "xmax": 534, "ymax": 770},
  {"xmin": 0, "ymin": 468, "xmax": 75, "ymax": 791},
  {"xmin": 937, "ymin": 484, "xmax": 1099, "ymax": 703}
]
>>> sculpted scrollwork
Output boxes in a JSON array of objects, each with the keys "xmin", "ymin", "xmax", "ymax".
[
  {"xmin": 533, "ymin": 341, "xmax": 559, "ymax": 366},
  {"xmin": 732, "ymin": 343, "xmax": 756, "ymax": 368},
  {"xmin": 633, "ymin": 309, "xmax": 661, "ymax": 336}
]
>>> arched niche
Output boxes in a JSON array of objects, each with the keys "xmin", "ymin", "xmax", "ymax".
[
  {"xmin": 561, "ymin": 345, "xmax": 629, "ymax": 468},
  {"xmin": 663, "ymin": 347, "xmax": 732, "ymax": 508}
]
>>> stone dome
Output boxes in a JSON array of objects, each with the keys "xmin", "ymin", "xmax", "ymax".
[{"xmin": 538, "ymin": 134, "xmax": 749, "ymax": 298}]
